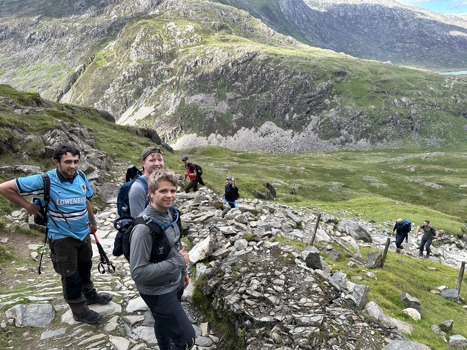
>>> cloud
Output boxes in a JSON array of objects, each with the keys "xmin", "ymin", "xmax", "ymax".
[
  {"xmin": 397, "ymin": 0, "xmax": 434, "ymax": 4},
  {"xmin": 450, "ymin": 0, "xmax": 467, "ymax": 10}
]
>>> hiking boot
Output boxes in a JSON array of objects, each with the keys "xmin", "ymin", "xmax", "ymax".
[
  {"xmin": 85, "ymin": 292, "xmax": 113, "ymax": 305},
  {"xmin": 396, "ymin": 248, "xmax": 401, "ymax": 253},
  {"xmin": 73, "ymin": 310, "xmax": 102, "ymax": 324},
  {"xmin": 419, "ymin": 254, "xmax": 424, "ymax": 258}
]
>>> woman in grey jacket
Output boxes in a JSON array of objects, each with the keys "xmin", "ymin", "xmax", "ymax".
[{"xmin": 130, "ymin": 169, "xmax": 195, "ymax": 350}]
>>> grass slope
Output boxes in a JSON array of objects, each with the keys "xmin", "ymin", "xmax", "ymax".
[
  {"xmin": 180, "ymin": 146, "xmax": 466, "ymax": 235},
  {"xmin": 327, "ymin": 246, "xmax": 467, "ymax": 349}
]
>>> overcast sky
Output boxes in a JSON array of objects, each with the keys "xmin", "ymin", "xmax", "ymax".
[{"xmin": 397, "ymin": 0, "xmax": 467, "ymax": 14}]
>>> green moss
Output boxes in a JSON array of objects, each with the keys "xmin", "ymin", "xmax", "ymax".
[{"xmin": 192, "ymin": 276, "xmax": 245, "ymax": 349}]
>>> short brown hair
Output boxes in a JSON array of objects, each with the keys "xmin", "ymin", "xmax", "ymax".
[{"xmin": 148, "ymin": 169, "xmax": 178, "ymax": 193}]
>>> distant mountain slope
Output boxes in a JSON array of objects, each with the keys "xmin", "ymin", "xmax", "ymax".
[
  {"xmin": 215, "ymin": 0, "xmax": 467, "ymax": 70},
  {"xmin": 0, "ymin": 0, "xmax": 466, "ymax": 153}
]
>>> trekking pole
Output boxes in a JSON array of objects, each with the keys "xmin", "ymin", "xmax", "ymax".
[
  {"xmin": 91, "ymin": 231, "xmax": 115, "ymax": 274},
  {"xmin": 37, "ymin": 228, "xmax": 48, "ymax": 275}
]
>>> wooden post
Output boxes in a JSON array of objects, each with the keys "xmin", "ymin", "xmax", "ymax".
[
  {"xmin": 381, "ymin": 238, "xmax": 391, "ymax": 268},
  {"xmin": 456, "ymin": 261, "xmax": 465, "ymax": 295},
  {"xmin": 309, "ymin": 213, "xmax": 321, "ymax": 247}
]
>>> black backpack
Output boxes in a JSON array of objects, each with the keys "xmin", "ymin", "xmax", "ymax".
[
  {"xmin": 194, "ymin": 164, "xmax": 203, "ymax": 177},
  {"xmin": 232, "ymin": 186, "xmax": 239, "ymax": 200},
  {"xmin": 125, "ymin": 165, "xmax": 142, "ymax": 182},
  {"xmin": 33, "ymin": 173, "xmax": 50, "ymax": 226},
  {"xmin": 112, "ymin": 206, "xmax": 182, "ymax": 263},
  {"xmin": 116, "ymin": 176, "xmax": 148, "ymax": 218}
]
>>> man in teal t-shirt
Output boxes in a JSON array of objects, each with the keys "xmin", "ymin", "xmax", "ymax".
[{"xmin": 0, "ymin": 145, "xmax": 112, "ymax": 324}]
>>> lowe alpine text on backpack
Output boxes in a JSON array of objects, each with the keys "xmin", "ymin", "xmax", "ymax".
[
  {"xmin": 116, "ymin": 174, "xmax": 148, "ymax": 218},
  {"xmin": 112, "ymin": 206, "xmax": 182, "ymax": 263}
]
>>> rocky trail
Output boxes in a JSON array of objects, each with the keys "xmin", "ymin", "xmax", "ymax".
[{"xmin": 1, "ymin": 186, "xmax": 467, "ymax": 350}]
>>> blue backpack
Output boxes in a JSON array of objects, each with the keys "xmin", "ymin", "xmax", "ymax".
[
  {"xmin": 402, "ymin": 220, "xmax": 412, "ymax": 234},
  {"xmin": 116, "ymin": 176, "xmax": 148, "ymax": 218}
]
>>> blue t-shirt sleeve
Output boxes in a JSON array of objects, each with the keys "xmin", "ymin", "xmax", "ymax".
[{"xmin": 15, "ymin": 174, "xmax": 45, "ymax": 198}]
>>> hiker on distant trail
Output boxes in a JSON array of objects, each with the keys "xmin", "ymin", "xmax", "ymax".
[
  {"xmin": 130, "ymin": 169, "xmax": 195, "ymax": 349},
  {"xmin": 0, "ymin": 144, "xmax": 112, "ymax": 324},
  {"xmin": 393, "ymin": 218, "xmax": 411, "ymax": 253},
  {"xmin": 416, "ymin": 219, "xmax": 439, "ymax": 258},
  {"xmin": 224, "ymin": 176, "xmax": 239, "ymax": 208},
  {"xmin": 128, "ymin": 146, "xmax": 164, "ymax": 218},
  {"xmin": 182, "ymin": 156, "xmax": 203, "ymax": 193}
]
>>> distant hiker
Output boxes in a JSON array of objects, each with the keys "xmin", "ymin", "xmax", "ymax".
[
  {"xmin": 0, "ymin": 145, "xmax": 112, "ymax": 324},
  {"xmin": 224, "ymin": 176, "xmax": 239, "ymax": 208},
  {"xmin": 393, "ymin": 218, "xmax": 411, "ymax": 253},
  {"xmin": 182, "ymin": 156, "xmax": 204, "ymax": 193},
  {"xmin": 130, "ymin": 169, "xmax": 195, "ymax": 349},
  {"xmin": 129, "ymin": 146, "xmax": 164, "ymax": 218},
  {"xmin": 416, "ymin": 219, "xmax": 439, "ymax": 258}
]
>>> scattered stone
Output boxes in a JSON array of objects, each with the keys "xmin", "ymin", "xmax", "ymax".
[
  {"xmin": 400, "ymin": 293, "xmax": 421, "ymax": 313},
  {"xmin": 368, "ymin": 251, "xmax": 383, "ymax": 268},
  {"xmin": 402, "ymin": 308, "xmax": 421, "ymax": 321},
  {"xmin": 449, "ymin": 334, "xmax": 467, "ymax": 348},
  {"xmin": 439, "ymin": 319, "xmax": 454, "ymax": 333},
  {"xmin": 5, "ymin": 304, "xmax": 55, "ymax": 327}
]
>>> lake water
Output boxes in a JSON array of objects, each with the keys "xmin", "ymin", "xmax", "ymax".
[{"xmin": 439, "ymin": 71, "xmax": 467, "ymax": 75}]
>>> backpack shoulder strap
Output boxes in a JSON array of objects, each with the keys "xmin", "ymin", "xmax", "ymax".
[
  {"xmin": 77, "ymin": 170, "xmax": 86, "ymax": 181},
  {"xmin": 134, "ymin": 216, "xmax": 164, "ymax": 235},
  {"xmin": 134, "ymin": 217, "xmax": 147, "ymax": 226},
  {"xmin": 170, "ymin": 207, "xmax": 183, "ymax": 237},
  {"xmin": 39, "ymin": 172, "xmax": 50, "ymax": 231},
  {"xmin": 135, "ymin": 176, "xmax": 149, "ymax": 195},
  {"xmin": 40, "ymin": 173, "xmax": 50, "ymax": 205}
]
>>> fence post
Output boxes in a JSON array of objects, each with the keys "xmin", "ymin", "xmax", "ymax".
[
  {"xmin": 456, "ymin": 261, "xmax": 465, "ymax": 295},
  {"xmin": 381, "ymin": 238, "xmax": 391, "ymax": 268},
  {"xmin": 309, "ymin": 213, "xmax": 321, "ymax": 247}
]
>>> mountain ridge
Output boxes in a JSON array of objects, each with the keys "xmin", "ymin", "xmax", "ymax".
[
  {"xmin": 0, "ymin": 0, "xmax": 466, "ymax": 152},
  {"xmin": 216, "ymin": 0, "xmax": 467, "ymax": 70}
]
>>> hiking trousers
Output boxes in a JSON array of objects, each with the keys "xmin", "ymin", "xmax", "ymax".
[
  {"xmin": 419, "ymin": 236, "xmax": 433, "ymax": 257},
  {"xmin": 140, "ymin": 280, "xmax": 195, "ymax": 350},
  {"xmin": 49, "ymin": 234, "xmax": 95, "ymax": 317},
  {"xmin": 395, "ymin": 233, "xmax": 406, "ymax": 249},
  {"xmin": 185, "ymin": 180, "xmax": 198, "ymax": 193}
]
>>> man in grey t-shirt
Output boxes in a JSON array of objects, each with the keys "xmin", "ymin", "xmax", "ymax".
[
  {"xmin": 416, "ymin": 219, "xmax": 439, "ymax": 258},
  {"xmin": 128, "ymin": 146, "xmax": 164, "ymax": 218}
]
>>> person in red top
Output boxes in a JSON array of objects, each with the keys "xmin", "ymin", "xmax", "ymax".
[{"xmin": 182, "ymin": 157, "xmax": 198, "ymax": 193}]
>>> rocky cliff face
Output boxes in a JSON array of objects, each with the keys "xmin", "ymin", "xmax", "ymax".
[{"xmin": 1, "ymin": 0, "xmax": 466, "ymax": 153}]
